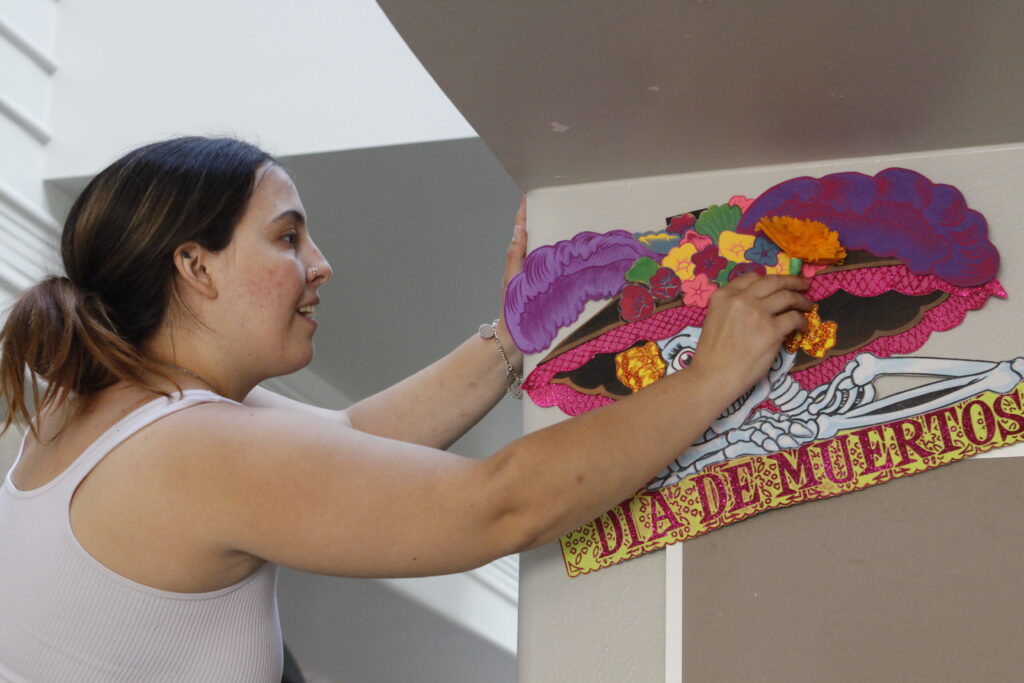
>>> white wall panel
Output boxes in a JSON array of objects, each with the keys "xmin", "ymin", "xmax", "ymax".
[
  {"xmin": 0, "ymin": 0, "xmax": 61, "ymax": 297},
  {"xmin": 0, "ymin": 20, "xmax": 55, "ymax": 128},
  {"xmin": 3, "ymin": 0, "xmax": 57, "ymax": 55}
]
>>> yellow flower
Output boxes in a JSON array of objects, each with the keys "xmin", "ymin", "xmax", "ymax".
[
  {"xmin": 765, "ymin": 253, "xmax": 792, "ymax": 275},
  {"xmin": 717, "ymin": 230, "xmax": 755, "ymax": 264},
  {"xmin": 661, "ymin": 243, "xmax": 698, "ymax": 281},
  {"xmin": 615, "ymin": 342, "xmax": 667, "ymax": 393},
  {"xmin": 756, "ymin": 215, "xmax": 846, "ymax": 264}
]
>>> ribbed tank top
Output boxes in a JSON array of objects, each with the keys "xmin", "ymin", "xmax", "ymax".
[{"xmin": 0, "ymin": 390, "xmax": 282, "ymax": 682}]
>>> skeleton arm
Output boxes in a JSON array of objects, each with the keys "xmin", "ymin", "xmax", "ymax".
[{"xmin": 813, "ymin": 355, "xmax": 1024, "ymax": 436}]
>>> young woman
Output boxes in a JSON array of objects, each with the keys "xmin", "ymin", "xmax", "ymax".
[{"xmin": 0, "ymin": 137, "xmax": 811, "ymax": 681}]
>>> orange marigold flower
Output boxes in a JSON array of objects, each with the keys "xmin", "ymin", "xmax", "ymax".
[
  {"xmin": 614, "ymin": 341, "xmax": 667, "ymax": 393},
  {"xmin": 755, "ymin": 215, "xmax": 846, "ymax": 264}
]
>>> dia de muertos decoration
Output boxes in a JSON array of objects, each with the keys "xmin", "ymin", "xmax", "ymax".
[{"xmin": 505, "ymin": 168, "xmax": 1023, "ymax": 577}]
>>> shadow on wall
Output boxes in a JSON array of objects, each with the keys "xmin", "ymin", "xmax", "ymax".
[{"xmin": 278, "ymin": 567, "xmax": 516, "ymax": 683}]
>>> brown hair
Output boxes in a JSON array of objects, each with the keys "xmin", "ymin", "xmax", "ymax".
[{"xmin": 0, "ymin": 137, "xmax": 275, "ymax": 437}]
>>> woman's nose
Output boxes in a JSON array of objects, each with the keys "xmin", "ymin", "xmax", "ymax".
[
  {"xmin": 306, "ymin": 243, "xmax": 333, "ymax": 284},
  {"xmin": 307, "ymin": 261, "xmax": 332, "ymax": 284}
]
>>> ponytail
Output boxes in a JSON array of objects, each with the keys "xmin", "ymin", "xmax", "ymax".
[{"xmin": 0, "ymin": 276, "xmax": 159, "ymax": 438}]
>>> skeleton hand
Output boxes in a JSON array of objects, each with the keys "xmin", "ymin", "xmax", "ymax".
[
  {"xmin": 807, "ymin": 352, "xmax": 878, "ymax": 416},
  {"xmin": 993, "ymin": 357, "xmax": 1024, "ymax": 394},
  {"xmin": 720, "ymin": 414, "xmax": 819, "ymax": 457}
]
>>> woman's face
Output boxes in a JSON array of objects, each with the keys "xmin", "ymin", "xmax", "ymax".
[{"xmin": 206, "ymin": 164, "xmax": 332, "ymax": 379}]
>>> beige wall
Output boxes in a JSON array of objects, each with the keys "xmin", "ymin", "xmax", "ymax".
[{"xmin": 518, "ymin": 142, "xmax": 1024, "ymax": 681}]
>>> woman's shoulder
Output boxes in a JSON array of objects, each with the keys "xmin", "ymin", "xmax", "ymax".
[{"xmin": 137, "ymin": 391, "xmax": 355, "ymax": 473}]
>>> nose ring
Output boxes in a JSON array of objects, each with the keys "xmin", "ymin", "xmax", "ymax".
[{"xmin": 309, "ymin": 266, "xmax": 319, "ymax": 281}]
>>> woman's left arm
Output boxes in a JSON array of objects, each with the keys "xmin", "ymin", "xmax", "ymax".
[{"xmin": 343, "ymin": 200, "xmax": 527, "ymax": 449}]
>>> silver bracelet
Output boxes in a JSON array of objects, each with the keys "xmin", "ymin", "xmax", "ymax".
[{"xmin": 479, "ymin": 318, "xmax": 523, "ymax": 400}]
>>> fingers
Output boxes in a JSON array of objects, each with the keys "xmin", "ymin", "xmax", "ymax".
[
  {"xmin": 496, "ymin": 198, "xmax": 529, "ymax": 367},
  {"xmin": 776, "ymin": 309, "xmax": 810, "ymax": 337},
  {"xmin": 692, "ymin": 272, "xmax": 814, "ymax": 388},
  {"xmin": 720, "ymin": 271, "xmax": 763, "ymax": 291},
  {"xmin": 515, "ymin": 196, "xmax": 526, "ymax": 228},
  {"xmin": 734, "ymin": 276, "xmax": 813, "ymax": 338},
  {"xmin": 502, "ymin": 197, "xmax": 528, "ymax": 293},
  {"xmin": 737, "ymin": 273, "xmax": 809, "ymax": 297},
  {"xmin": 499, "ymin": 197, "xmax": 528, "ymax": 325},
  {"xmin": 761, "ymin": 288, "xmax": 815, "ymax": 316}
]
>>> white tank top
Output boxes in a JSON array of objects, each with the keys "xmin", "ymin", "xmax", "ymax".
[{"xmin": 0, "ymin": 390, "xmax": 282, "ymax": 682}]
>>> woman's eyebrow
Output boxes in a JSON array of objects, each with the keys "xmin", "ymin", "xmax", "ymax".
[{"xmin": 270, "ymin": 209, "xmax": 306, "ymax": 225}]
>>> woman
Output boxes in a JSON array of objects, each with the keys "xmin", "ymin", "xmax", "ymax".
[{"xmin": 0, "ymin": 137, "xmax": 811, "ymax": 681}]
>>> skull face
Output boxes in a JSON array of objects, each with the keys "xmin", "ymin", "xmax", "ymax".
[
  {"xmin": 658, "ymin": 326, "xmax": 798, "ymax": 435},
  {"xmin": 656, "ymin": 326, "xmax": 700, "ymax": 374}
]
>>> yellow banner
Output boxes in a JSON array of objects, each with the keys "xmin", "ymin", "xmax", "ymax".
[{"xmin": 561, "ymin": 382, "xmax": 1024, "ymax": 577}]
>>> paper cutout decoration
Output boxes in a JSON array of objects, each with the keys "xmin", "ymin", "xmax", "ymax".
[
  {"xmin": 504, "ymin": 168, "xmax": 1017, "ymax": 577},
  {"xmin": 565, "ymin": 379, "xmax": 1024, "ymax": 576}
]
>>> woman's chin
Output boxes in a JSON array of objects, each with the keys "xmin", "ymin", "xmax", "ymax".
[{"xmin": 260, "ymin": 346, "xmax": 315, "ymax": 381}]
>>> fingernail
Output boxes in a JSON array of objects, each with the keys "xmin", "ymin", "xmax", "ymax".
[{"xmin": 513, "ymin": 224, "xmax": 523, "ymax": 242}]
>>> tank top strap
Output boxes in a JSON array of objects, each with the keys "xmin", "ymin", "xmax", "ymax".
[{"xmin": 52, "ymin": 390, "xmax": 240, "ymax": 498}]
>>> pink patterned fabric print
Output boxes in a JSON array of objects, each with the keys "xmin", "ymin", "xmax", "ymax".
[{"xmin": 807, "ymin": 266, "xmax": 1006, "ymax": 300}]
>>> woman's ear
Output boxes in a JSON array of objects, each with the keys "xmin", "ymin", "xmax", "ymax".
[{"xmin": 173, "ymin": 242, "xmax": 218, "ymax": 298}]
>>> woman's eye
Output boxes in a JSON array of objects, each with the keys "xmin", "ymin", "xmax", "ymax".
[{"xmin": 283, "ymin": 232, "xmax": 298, "ymax": 245}]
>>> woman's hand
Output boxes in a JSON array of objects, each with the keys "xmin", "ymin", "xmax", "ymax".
[
  {"xmin": 689, "ymin": 273, "xmax": 813, "ymax": 399},
  {"xmin": 496, "ymin": 197, "xmax": 528, "ymax": 373}
]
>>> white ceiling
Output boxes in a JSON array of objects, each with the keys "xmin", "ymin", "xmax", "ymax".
[{"xmin": 380, "ymin": 0, "xmax": 1024, "ymax": 189}]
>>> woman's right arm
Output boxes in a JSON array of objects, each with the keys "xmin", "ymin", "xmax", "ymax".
[{"xmin": 175, "ymin": 274, "xmax": 810, "ymax": 579}]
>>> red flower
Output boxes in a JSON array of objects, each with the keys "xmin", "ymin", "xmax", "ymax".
[
  {"xmin": 649, "ymin": 267, "xmax": 682, "ymax": 301},
  {"xmin": 667, "ymin": 213, "xmax": 696, "ymax": 236},
  {"xmin": 619, "ymin": 284, "xmax": 656, "ymax": 322},
  {"xmin": 692, "ymin": 244, "xmax": 727, "ymax": 278}
]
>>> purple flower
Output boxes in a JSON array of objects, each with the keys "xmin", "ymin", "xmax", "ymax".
[{"xmin": 744, "ymin": 236, "xmax": 781, "ymax": 266}]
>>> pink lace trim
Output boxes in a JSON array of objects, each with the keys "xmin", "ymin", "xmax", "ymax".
[{"xmin": 808, "ymin": 267, "xmax": 1006, "ymax": 300}]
